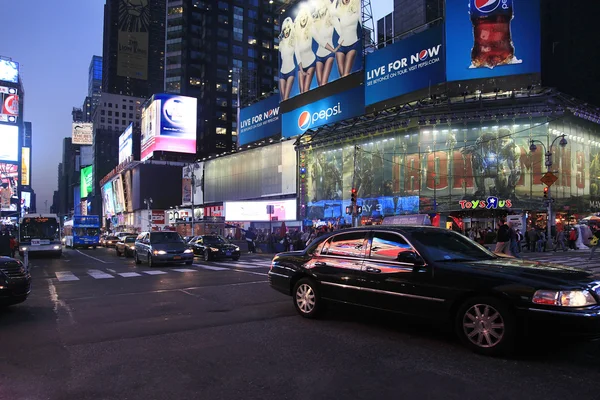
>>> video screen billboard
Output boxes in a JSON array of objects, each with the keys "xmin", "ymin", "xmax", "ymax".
[
  {"xmin": 119, "ymin": 123, "xmax": 133, "ymax": 164},
  {"xmin": 140, "ymin": 94, "xmax": 197, "ymax": 161},
  {"xmin": 365, "ymin": 25, "xmax": 445, "ymax": 106},
  {"xmin": 80, "ymin": 165, "xmax": 93, "ymax": 198},
  {"xmin": 0, "ymin": 59, "xmax": 19, "ymax": 84},
  {"xmin": 278, "ymin": 0, "xmax": 363, "ymax": 102},
  {"xmin": 113, "ymin": 176, "xmax": 125, "ymax": 214},
  {"xmin": 102, "ymin": 182, "xmax": 116, "ymax": 217},
  {"xmin": 21, "ymin": 147, "xmax": 30, "ymax": 186},
  {"xmin": 21, "ymin": 191, "xmax": 31, "ymax": 210},
  {"xmin": 0, "ymin": 86, "xmax": 19, "ymax": 124},
  {"xmin": 225, "ymin": 199, "xmax": 297, "ymax": 222},
  {"xmin": 446, "ymin": 0, "xmax": 541, "ymax": 82},
  {"xmin": 239, "ymin": 94, "xmax": 281, "ymax": 146},
  {"xmin": 282, "ymin": 85, "xmax": 364, "ymax": 138},
  {"xmin": 0, "ymin": 163, "xmax": 18, "ymax": 212},
  {"xmin": 72, "ymin": 123, "xmax": 93, "ymax": 145},
  {"xmin": 0, "ymin": 125, "xmax": 19, "ymax": 162}
]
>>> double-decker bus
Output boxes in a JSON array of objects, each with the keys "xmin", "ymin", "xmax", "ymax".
[
  {"xmin": 63, "ymin": 215, "xmax": 101, "ymax": 249},
  {"xmin": 18, "ymin": 214, "xmax": 62, "ymax": 257}
]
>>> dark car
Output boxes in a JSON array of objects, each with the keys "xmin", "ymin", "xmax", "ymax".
[
  {"xmin": 115, "ymin": 236, "xmax": 137, "ymax": 257},
  {"xmin": 134, "ymin": 231, "xmax": 194, "ymax": 267},
  {"xmin": 268, "ymin": 226, "xmax": 600, "ymax": 356},
  {"xmin": 190, "ymin": 235, "xmax": 241, "ymax": 262},
  {"xmin": 0, "ymin": 257, "xmax": 31, "ymax": 306},
  {"xmin": 104, "ymin": 236, "xmax": 119, "ymax": 248}
]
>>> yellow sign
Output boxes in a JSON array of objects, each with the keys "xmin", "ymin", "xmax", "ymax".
[{"xmin": 21, "ymin": 147, "xmax": 30, "ymax": 186}]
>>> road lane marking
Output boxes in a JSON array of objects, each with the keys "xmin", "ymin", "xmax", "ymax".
[
  {"xmin": 218, "ymin": 262, "xmax": 268, "ymax": 269},
  {"xmin": 141, "ymin": 270, "xmax": 167, "ymax": 275},
  {"xmin": 193, "ymin": 264, "xmax": 229, "ymax": 271},
  {"xmin": 107, "ymin": 268, "xmax": 117, "ymax": 273},
  {"xmin": 47, "ymin": 279, "xmax": 75, "ymax": 324},
  {"xmin": 118, "ymin": 272, "xmax": 141, "ymax": 277},
  {"xmin": 172, "ymin": 268, "xmax": 197, "ymax": 272},
  {"xmin": 55, "ymin": 271, "xmax": 79, "ymax": 281},
  {"xmin": 87, "ymin": 269, "xmax": 115, "ymax": 279},
  {"xmin": 76, "ymin": 250, "xmax": 111, "ymax": 264}
]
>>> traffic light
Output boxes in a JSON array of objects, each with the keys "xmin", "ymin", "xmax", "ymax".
[
  {"xmin": 543, "ymin": 187, "xmax": 548, "ymax": 198},
  {"xmin": 350, "ymin": 188, "xmax": 357, "ymax": 204}
]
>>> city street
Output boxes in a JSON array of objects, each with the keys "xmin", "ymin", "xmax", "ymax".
[{"xmin": 1, "ymin": 248, "xmax": 599, "ymax": 400}]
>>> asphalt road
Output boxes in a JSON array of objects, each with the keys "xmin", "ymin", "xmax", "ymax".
[{"xmin": 1, "ymin": 247, "xmax": 599, "ymax": 400}]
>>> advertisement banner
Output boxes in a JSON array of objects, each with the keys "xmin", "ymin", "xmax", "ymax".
[
  {"xmin": 113, "ymin": 177, "xmax": 125, "ymax": 214},
  {"xmin": 141, "ymin": 94, "xmax": 197, "ymax": 161},
  {"xmin": 80, "ymin": 165, "xmax": 93, "ymax": 198},
  {"xmin": 282, "ymin": 85, "xmax": 365, "ymax": 138},
  {"xmin": 0, "ymin": 125, "xmax": 19, "ymax": 162},
  {"xmin": 117, "ymin": 31, "xmax": 149, "ymax": 80},
  {"xmin": 365, "ymin": 25, "xmax": 445, "ymax": 106},
  {"xmin": 152, "ymin": 210, "xmax": 165, "ymax": 225},
  {"xmin": 225, "ymin": 199, "xmax": 297, "ymax": 222},
  {"xmin": 182, "ymin": 178, "xmax": 192, "ymax": 205},
  {"xmin": 21, "ymin": 191, "xmax": 31, "ymax": 211},
  {"xmin": 446, "ymin": 0, "xmax": 541, "ymax": 82},
  {"xmin": 72, "ymin": 123, "xmax": 94, "ymax": 145},
  {"xmin": 0, "ymin": 163, "xmax": 18, "ymax": 212},
  {"xmin": 0, "ymin": 59, "xmax": 19, "ymax": 84},
  {"xmin": 21, "ymin": 147, "xmax": 30, "ymax": 186},
  {"xmin": 102, "ymin": 182, "xmax": 116, "ymax": 217},
  {"xmin": 0, "ymin": 86, "xmax": 19, "ymax": 124},
  {"xmin": 278, "ymin": 0, "xmax": 363, "ymax": 102},
  {"xmin": 119, "ymin": 123, "xmax": 133, "ymax": 164},
  {"xmin": 239, "ymin": 95, "xmax": 281, "ymax": 146}
]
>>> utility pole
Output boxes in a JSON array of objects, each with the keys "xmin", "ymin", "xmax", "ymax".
[
  {"xmin": 144, "ymin": 198, "xmax": 153, "ymax": 232},
  {"xmin": 190, "ymin": 168, "xmax": 195, "ymax": 237}
]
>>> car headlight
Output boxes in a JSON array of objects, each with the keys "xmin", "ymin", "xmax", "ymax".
[
  {"xmin": 209, "ymin": 247, "xmax": 219, "ymax": 252},
  {"xmin": 184, "ymin": 249, "xmax": 193, "ymax": 254},
  {"xmin": 61, "ymin": 237, "xmax": 66, "ymax": 243},
  {"xmin": 532, "ymin": 290, "xmax": 597, "ymax": 307},
  {"xmin": 129, "ymin": 245, "xmax": 135, "ymax": 250},
  {"xmin": 234, "ymin": 246, "xmax": 240, "ymax": 251},
  {"xmin": 53, "ymin": 245, "xmax": 61, "ymax": 250},
  {"xmin": 21, "ymin": 247, "xmax": 27, "ymax": 251},
  {"xmin": 153, "ymin": 250, "xmax": 167, "ymax": 255}
]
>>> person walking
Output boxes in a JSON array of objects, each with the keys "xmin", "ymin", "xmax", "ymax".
[
  {"xmin": 553, "ymin": 229, "xmax": 567, "ymax": 252},
  {"xmin": 9, "ymin": 235, "xmax": 17, "ymax": 258},
  {"xmin": 536, "ymin": 230, "xmax": 546, "ymax": 252},
  {"xmin": 508, "ymin": 223, "xmax": 520, "ymax": 258},
  {"xmin": 245, "ymin": 228, "xmax": 256, "ymax": 254},
  {"xmin": 527, "ymin": 227, "xmax": 538, "ymax": 252},
  {"xmin": 568, "ymin": 227, "xmax": 577, "ymax": 250},
  {"xmin": 494, "ymin": 219, "xmax": 512, "ymax": 256},
  {"xmin": 588, "ymin": 227, "xmax": 600, "ymax": 260}
]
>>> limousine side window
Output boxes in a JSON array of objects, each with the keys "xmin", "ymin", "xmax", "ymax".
[
  {"xmin": 369, "ymin": 232, "xmax": 413, "ymax": 262},
  {"xmin": 322, "ymin": 232, "xmax": 366, "ymax": 258}
]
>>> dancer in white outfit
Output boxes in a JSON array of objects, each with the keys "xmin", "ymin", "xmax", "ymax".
[
  {"xmin": 278, "ymin": 17, "xmax": 296, "ymax": 101},
  {"xmin": 333, "ymin": 0, "xmax": 361, "ymax": 77},
  {"xmin": 311, "ymin": 0, "xmax": 342, "ymax": 86},
  {"xmin": 294, "ymin": 5, "xmax": 316, "ymax": 94}
]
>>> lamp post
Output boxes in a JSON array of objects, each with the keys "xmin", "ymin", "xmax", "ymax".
[
  {"xmin": 185, "ymin": 163, "xmax": 200, "ymax": 237},
  {"xmin": 143, "ymin": 198, "xmax": 153, "ymax": 232},
  {"xmin": 529, "ymin": 134, "xmax": 568, "ymax": 247}
]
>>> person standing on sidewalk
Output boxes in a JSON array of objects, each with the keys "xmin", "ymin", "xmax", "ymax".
[
  {"xmin": 568, "ymin": 227, "xmax": 578, "ymax": 250},
  {"xmin": 508, "ymin": 223, "xmax": 520, "ymax": 258},
  {"xmin": 553, "ymin": 228, "xmax": 567, "ymax": 252},
  {"xmin": 494, "ymin": 219, "xmax": 512, "ymax": 256},
  {"xmin": 245, "ymin": 228, "xmax": 257, "ymax": 254},
  {"xmin": 588, "ymin": 227, "xmax": 600, "ymax": 260}
]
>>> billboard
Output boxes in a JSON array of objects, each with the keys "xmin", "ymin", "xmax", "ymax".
[
  {"xmin": 112, "ymin": 176, "xmax": 126, "ymax": 214},
  {"xmin": 282, "ymin": 85, "xmax": 364, "ymax": 138},
  {"xmin": 140, "ymin": 94, "xmax": 197, "ymax": 161},
  {"xmin": 21, "ymin": 147, "xmax": 30, "ymax": 186},
  {"xmin": 102, "ymin": 182, "xmax": 116, "ymax": 217},
  {"xmin": 0, "ymin": 163, "xmax": 18, "ymax": 212},
  {"xmin": 117, "ymin": 0, "xmax": 149, "ymax": 80},
  {"xmin": 0, "ymin": 86, "xmax": 19, "ymax": 124},
  {"xmin": 0, "ymin": 125, "xmax": 19, "ymax": 162},
  {"xmin": 239, "ymin": 95, "xmax": 281, "ymax": 146},
  {"xmin": 0, "ymin": 59, "xmax": 19, "ymax": 84},
  {"xmin": 21, "ymin": 191, "xmax": 31, "ymax": 210},
  {"xmin": 72, "ymin": 123, "xmax": 94, "ymax": 145},
  {"xmin": 446, "ymin": 0, "xmax": 541, "ymax": 82},
  {"xmin": 118, "ymin": 123, "xmax": 133, "ymax": 164},
  {"xmin": 224, "ymin": 199, "xmax": 297, "ymax": 222},
  {"xmin": 365, "ymin": 25, "xmax": 445, "ymax": 106},
  {"xmin": 278, "ymin": 0, "xmax": 363, "ymax": 101},
  {"xmin": 80, "ymin": 165, "xmax": 93, "ymax": 198}
]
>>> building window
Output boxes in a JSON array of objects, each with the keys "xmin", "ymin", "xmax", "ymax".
[
  {"xmin": 129, "ymin": 106, "xmax": 133, "ymax": 110},
  {"xmin": 108, "ymin": 111, "xmax": 113, "ymax": 116},
  {"xmin": 108, "ymin": 103, "xmax": 112, "ymax": 107},
  {"xmin": 122, "ymin": 105, "xmax": 126, "ymax": 109},
  {"xmin": 216, "ymin": 97, "xmax": 228, "ymax": 107},
  {"xmin": 217, "ymin": 41, "xmax": 228, "ymax": 52},
  {"xmin": 248, "ymin": 9, "xmax": 257, "ymax": 20},
  {"xmin": 233, "ymin": 45, "xmax": 243, "ymax": 55},
  {"xmin": 216, "ymin": 127, "xmax": 227, "ymax": 135},
  {"xmin": 215, "ymin": 82, "xmax": 228, "ymax": 92},
  {"xmin": 218, "ymin": 14, "xmax": 228, "ymax": 25},
  {"xmin": 247, "ymin": 48, "xmax": 256, "ymax": 58},
  {"xmin": 129, "ymin": 113, "xmax": 133, "ymax": 119},
  {"xmin": 216, "ymin": 112, "xmax": 227, "ymax": 121},
  {"xmin": 101, "ymin": 109, "xmax": 105, "ymax": 115},
  {"xmin": 262, "ymin": 40, "xmax": 271, "ymax": 49},
  {"xmin": 217, "ymin": 55, "xmax": 228, "ymax": 65},
  {"xmin": 115, "ymin": 112, "xmax": 120, "ymax": 117},
  {"xmin": 248, "ymin": 36, "xmax": 257, "ymax": 45},
  {"xmin": 100, "ymin": 117, "xmax": 105, "ymax": 123},
  {"xmin": 108, "ymin": 118, "xmax": 112, "ymax": 124},
  {"xmin": 190, "ymin": 77, "xmax": 202, "ymax": 86},
  {"xmin": 217, "ymin": 28, "xmax": 229, "ymax": 38}
]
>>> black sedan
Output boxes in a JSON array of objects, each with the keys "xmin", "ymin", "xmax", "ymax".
[
  {"xmin": 190, "ymin": 235, "xmax": 241, "ymax": 262},
  {"xmin": 115, "ymin": 236, "xmax": 137, "ymax": 257},
  {"xmin": 268, "ymin": 226, "xmax": 600, "ymax": 356},
  {"xmin": 0, "ymin": 257, "xmax": 31, "ymax": 306}
]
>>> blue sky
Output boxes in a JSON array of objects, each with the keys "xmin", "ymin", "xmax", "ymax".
[{"xmin": 0, "ymin": 0, "xmax": 392, "ymax": 212}]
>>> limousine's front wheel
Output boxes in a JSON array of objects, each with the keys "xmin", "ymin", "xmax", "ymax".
[
  {"xmin": 293, "ymin": 278, "xmax": 323, "ymax": 319},
  {"xmin": 456, "ymin": 296, "xmax": 516, "ymax": 357}
]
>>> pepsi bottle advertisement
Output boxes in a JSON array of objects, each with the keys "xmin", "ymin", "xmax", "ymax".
[
  {"xmin": 365, "ymin": 25, "xmax": 445, "ymax": 107},
  {"xmin": 282, "ymin": 85, "xmax": 365, "ymax": 138},
  {"xmin": 446, "ymin": 0, "xmax": 540, "ymax": 82}
]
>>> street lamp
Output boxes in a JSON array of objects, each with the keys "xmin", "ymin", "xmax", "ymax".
[
  {"xmin": 529, "ymin": 134, "xmax": 568, "ymax": 246},
  {"xmin": 143, "ymin": 198, "xmax": 153, "ymax": 232}
]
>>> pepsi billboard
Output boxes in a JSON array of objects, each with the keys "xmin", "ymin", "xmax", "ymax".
[
  {"xmin": 365, "ymin": 25, "xmax": 445, "ymax": 107},
  {"xmin": 238, "ymin": 95, "xmax": 281, "ymax": 146},
  {"xmin": 446, "ymin": 0, "xmax": 541, "ymax": 82},
  {"xmin": 278, "ymin": 0, "xmax": 363, "ymax": 102},
  {"xmin": 282, "ymin": 85, "xmax": 364, "ymax": 138}
]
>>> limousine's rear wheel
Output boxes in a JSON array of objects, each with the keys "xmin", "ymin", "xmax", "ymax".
[
  {"xmin": 293, "ymin": 278, "xmax": 323, "ymax": 319},
  {"xmin": 456, "ymin": 296, "xmax": 516, "ymax": 356}
]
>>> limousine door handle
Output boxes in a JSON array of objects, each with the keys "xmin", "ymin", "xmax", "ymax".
[
  {"xmin": 365, "ymin": 267, "xmax": 381, "ymax": 274},
  {"xmin": 314, "ymin": 262, "xmax": 327, "ymax": 267}
]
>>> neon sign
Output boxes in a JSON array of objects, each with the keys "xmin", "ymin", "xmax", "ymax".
[{"xmin": 459, "ymin": 197, "xmax": 512, "ymax": 210}]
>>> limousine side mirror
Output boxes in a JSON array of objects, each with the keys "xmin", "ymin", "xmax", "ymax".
[{"xmin": 397, "ymin": 251, "xmax": 425, "ymax": 267}]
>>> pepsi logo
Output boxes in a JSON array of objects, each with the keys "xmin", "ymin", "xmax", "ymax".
[
  {"xmin": 474, "ymin": 0, "xmax": 500, "ymax": 13},
  {"xmin": 298, "ymin": 111, "xmax": 311, "ymax": 131},
  {"xmin": 418, "ymin": 50, "xmax": 428, "ymax": 61}
]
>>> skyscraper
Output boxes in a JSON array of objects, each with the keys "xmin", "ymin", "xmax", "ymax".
[
  {"xmin": 393, "ymin": 0, "xmax": 443, "ymax": 37},
  {"xmin": 102, "ymin": 0, "xmax": 165, "ymax": 98},
  {"xmin": 165, "ymin": 0, "xmax": 280, "ymax": 157}
]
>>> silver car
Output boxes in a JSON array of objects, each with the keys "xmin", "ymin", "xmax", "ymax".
[{"xmin": 134, "ymin": 231, "xmax": 194, "ymax": 267}]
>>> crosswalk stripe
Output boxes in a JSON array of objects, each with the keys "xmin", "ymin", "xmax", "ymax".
[
  {"xmin": 193, "ymin": 264, "xmax": 229, "ymax": 271},
  {"xmin": 217, "ymin": 262, "xmax": 266, "ymax": 269},
  {"xmin": 55, "ymin": 271, "xmax": 79, "ymax": 281},
  {"xmin": 141, "ymin": 270, "xmax": 167, "ymax": 275},
  {"xmin": 87, "ymin": 269, "xmax": 114, "ymax": 279},
  {"xmin": 172, "ymin": 268, "xmax": 197, "ymax": 272},
  {"xmin": 118, "ymin": 272, "xmax": 141, "ymax": 277}
]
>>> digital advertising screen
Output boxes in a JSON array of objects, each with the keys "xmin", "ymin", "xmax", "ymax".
[
  {"xmin": 118, "ymin": 123, "xmax": 133, "ymax": 164},
  {"xmin": 140, "ymin": 94, "xmax": 197, "ymax": 161},
  {"xmin": 102, "ymin": 182, "xmax": 116, "ymax": 217},
  {"xmin": 0, "ymin": 125, "xmax": 19, "ymax": 162},
  {"xmin": 224, "ymin": 199, "xmax": 297, "ymax": 222},
  {"xmin": 112, "ymin": 177, "xmax": 125, "ymax": 214},
  {"xmin": 446, "ymin": 0, "xmax": 541, "ymax": 82},
  {"xmin": 239, "ymin": 94, "xmax": 281, "ymax": 146},
  {"xmin": 80, "ymin": 165, "xmax": 93, "ymax": 198},
  {"xmin": 21, "ymin": 147, "xmax": 30, "ymax": 186},
  {"xmin": 0, "ymin": 89, "xmax": 19, "ymax": 124},
  {"xmin": 278, "ymin": 0, "xmax": 363, "ymax": 102},
  {"xmin": 72, "ymin": 123, "xmax": 93, "ymax": 145},
  {"xmin": 282, "ymin": 85, "xmax": 364, "ymax": 138},
  {"xmin": 365, "ymin": 25, "xmax": 445, "ymax": 107},
  {"xmin": 0, "ymin": 59, "xmax": 19, "ymax": 84},
  {"xmin": 0, "ymin": 162, "xmax": 18, "ymax": 212},
  {"xmin": 21, "ymin": 191, "xmax": 31, "ymax": 210}
]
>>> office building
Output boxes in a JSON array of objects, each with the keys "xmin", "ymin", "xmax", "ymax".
[
  {"xmin": 393, "ymin": 0, "xmax": 443, "ymax": 37},
  {"xmin": 377, "ymin": 12, "xmax": 394, "ymax": 48}
]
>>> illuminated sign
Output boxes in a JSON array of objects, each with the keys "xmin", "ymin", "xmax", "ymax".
[
  {"xmin": 459, "ymin": 197, "xmax": 513, "ymax": 209},
  {"xmin": 0, "ymin": 125, "xmax": 19, "ymax": 162},
  {"xmin": 117, "ymin": 1, "xmax": 149, "ymax": 80},
  {"xmin": 80, "ymin": 165, "xmax": 93, "ymax": 198},
  {"xmin": 21, "ymin": 147, "xmax": 30, "ymax": 186},
  {"xmin": 239, "ymin": 94, "xmax": 281, "ymax": 146},
  {"xmin": 72, "ymin": 123, "xmax": 93, "ymax": 145},
  {"xmin": 225, "ymin": 199, "xmax": 297, "ymax": 222},
  {"xmin": 0, "ymin": 163, "xmax": 18, "ymax": 211},
  {"xmin": 0, "ymin": 86, "xmax": 19, "ymax": 123},
  {"xmin": 0, "ymin": 59, "xmax": 19, "ymax": 84},
  {"xmin": 118, "ymin": 123, "xmax": 133, "ymax": 164}
]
